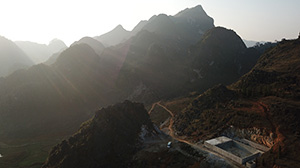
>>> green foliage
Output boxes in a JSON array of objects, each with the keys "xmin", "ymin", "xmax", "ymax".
[{"xmin": 43, "ymin": 101, "xmax": 155, "ymax": 168}]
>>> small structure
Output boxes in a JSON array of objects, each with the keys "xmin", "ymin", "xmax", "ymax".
[
  {"xmin": 204, "ymin": 136, "xmax": 266, "ymax": 166},
  {"xmin": 167, "ymin": 141, "xmax": 172, "ymax": 148},
  {"xmin": 246, "ymin": 160, "xmax": 256, "ymax": 168}
]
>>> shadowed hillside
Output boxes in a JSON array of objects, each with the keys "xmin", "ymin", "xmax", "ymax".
[
  {"xmin": 0, "ymin": 36, "xmax": 34, "ymax": 77},
  {"xmin": 71, "ymin": 37, "xmax": 105, "ymax": 55},
  {"xmin": 0, "ymin": 5, "xmax": 261, "ymax": 150},
  {"xmin": 115, "ymin": 27, "xmax": 260, "ymax": 104},
  {"xmin": 95, "ymin": 25, "xmax": 131, "ymax": 47},
  {"xmin": 15, "ymin": 39, "xmax": 67, "ymax": 64},
  {"xmin": 0, "ymin": 44, "xmax": 117, "ymax": 140},
  {"xmin": 173, "ymin": 37, "xmax": 300, "ymax": 168},
  {"xmin": 42, "ymin": 101, "xmax": 158, "ymax": 168}
]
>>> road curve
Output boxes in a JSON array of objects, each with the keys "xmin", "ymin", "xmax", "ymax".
[{"xmin": 149, "ymin": 102, "xmax": 242, "ymax": 168}]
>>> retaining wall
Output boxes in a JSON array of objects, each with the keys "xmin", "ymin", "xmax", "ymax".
[
  {"xmin": 240, "ymin": 139, "xmax": 270, "ymax": 152},
  {"xmin": 204, "ymin": 140, "xmax": 243, "ymax": 164}
]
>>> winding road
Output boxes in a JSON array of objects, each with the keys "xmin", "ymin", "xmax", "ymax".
[{"xmin": 148, "ymin": 102, "xmax": 242, "ymax": 168}]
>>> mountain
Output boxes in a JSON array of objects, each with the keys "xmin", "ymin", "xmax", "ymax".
[
  {"xmin": 0, "ymin": 44, "xmax": 117, "ymax": 140},
  {"xmin": 114, "ymin": 27, "xmax": 260, "ymax": 104},
  {"xmin": 0, "ymin": 36, "xmax": 33, "ymax": 77},
  {"xmin": 174, "ymin": 5, "xmax": 214, "ymax": 32},
  {"xmin": 94, "ymin": 25, "xmax": 131, "ymax": 47},
  {"xmin": 95, "ymin": 5, "xmax": 214, "ymax": 47},
  {"xmin": 173, "ymin": 37, "xmax": 300, "ymax": 167},
  {"xmin": 0, "ymin": 6, "xmax": 262, "ymax": 141},
  {"xmin": 243, "ymin": 39, "xmax": 267, "ymax": 48},
  {"xmin": 0, "ymin": 5, "xmax": 278, "ymax": 167},
  {"xmin": 42, "ymin": 101, "xmax": 160, "ymax": 168},
  {"xmin": 233, "ymin": 38, "xmax": 300, "ymax": 99},
  {"xmin": 42, "ymin": 100, "xmax": 217, "ymax": 168},
  {"xmin": 172, "ymin": 4, "xmax": 214, "ymax": 44},
  {"xmin": 71, "ymin": 36, "xmax": 105, "ymax": 55},
  {"xmin": 44, "ymin": 51, "xmax": 64, "ymax": 65},
  {"xmin": 48, "ymin": 39, "xmax": 67, "ymax": 53},
  {"xmin": 44, "ymin": 36, "xmax": 106, "ymax": 67},
  {"xmin": 187, "ymin": 27, "xmax": 259, "ymax": 90},
  {"xmin": 15, "ymin": 39, "xmax": 67, "ymax": 64},
  {"xmin": 142, "ymin": 14, "xmax": 179, "ymax": 38},
  {"xmin": 131, "ymin": 20, "xmax": 148, "ymax": 34}
]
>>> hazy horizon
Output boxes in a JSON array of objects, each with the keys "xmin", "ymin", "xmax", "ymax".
[{"xmin": 1, "ymin": 0, "xmax": 299, "ymax": 46}]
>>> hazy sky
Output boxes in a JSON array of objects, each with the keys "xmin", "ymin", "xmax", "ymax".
[{"xmin": 1, "ymin": 0, "xmax": 299, "ymax": 45}]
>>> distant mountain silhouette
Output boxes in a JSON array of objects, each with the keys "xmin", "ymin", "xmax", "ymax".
[
  {"xmin": 142, "ymin": 14, "xmax": 179, "ymax": 38},
  {"xmin": 42, "ymin": 101, "xmax": 160, "ymax": 168},
  {"xmin": 95, "ymin": 25, "xmax": 131, "ymax": 47},
  {"xmin": 243, "ymin": 39, "xmax": 268, "ymax": 48},
  {"xmin": 0, "ymin": 44, "xmax": 117, "ymax": 140},
  {"xmin": 15, "ymin": 39, "xmax": 67, "ymax": 64},
  {"xmin": 0, "ymin": 36, "xmax": 33, "ymax": 77},
  {"xmin": 95, "ymin": 5, "xmax": 214, "ymax": 47},
  {"xmin": 172, "ymin": 5, "xmax": 214, "ymax": 32},
  {"xmin": 71, "ymin": 36, "xmax": 105, "ymax": 55},
  {"xmin": 45, "ymin": 37, "xmax": 104, "ymax": 66},
  {"xmin": 131, "ymin": 20, "xmax": 148, "ymax": 34},
  {"xmin": 48, "ymin": 39, "xmax": 67, "ymax": 53},
  {"xmin": 44, "ymin": 51, "xmax": 64, "ymax": 65}
]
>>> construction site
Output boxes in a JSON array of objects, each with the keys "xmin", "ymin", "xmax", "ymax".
[{"xmin": 204, "ymin": 136, "xmax": 269, "ymax": 168}]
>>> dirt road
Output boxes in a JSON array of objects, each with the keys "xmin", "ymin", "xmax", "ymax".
[{"xmin": 149, "ymin": 102, "xmax": 243, "ymax": 168}]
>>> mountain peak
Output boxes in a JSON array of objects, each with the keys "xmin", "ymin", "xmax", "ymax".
[
  {"xmin": 114, "ymin": 24, "xmax": 127, "ymax": 31},
  {"xmin": 48, "ymin": 38, "xmax": 65, "ymax": 46},
  {"xmin": 48, "ymin": 39, "xmax": 67, "ymax": 52},
  {"xmin": 194, "ymin": 5, "xmax": 204, "ymax": 10},
  {"xmin": 132, "ymin": 20, "xmax": 148, "ymax": 33},
  {"xmin": 95, "ymin": 24, "xmax": 131, "ymax": 46},
  {"xmin": 175, "ymin": 4, "xmax": 206, "ymax": 17},
  {"xmin": 200, "ymin": 27, "xmax": 246, "ymax": 49},
  {"xmin": 71, "ymin": 36, "xmax": 105, "ymax": 55}
]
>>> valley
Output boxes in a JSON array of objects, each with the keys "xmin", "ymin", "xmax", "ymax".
[{"xmin": 0, "ymin": 3, "xmax": 299, "ymax": 168}]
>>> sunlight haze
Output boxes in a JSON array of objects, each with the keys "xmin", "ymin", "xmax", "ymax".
[{"xmin": 0, "ymin": 0, "xmax": 299, "ymax": 45}]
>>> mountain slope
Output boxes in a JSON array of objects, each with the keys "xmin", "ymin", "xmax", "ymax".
[
  {"xmin": 187, "ymin": 27, "xmax": 259, "ymax": 90},
  {"xmin": 142, "ymin": 14, "xmax": 180, "ymax": 38},
  {"xmin": 115, "ymin": 27, "xmax": 260, "ymax": 104},
  {"xmin": 0, "ymin": 44, "xmax": 117, "ymax": 140},
  {"xmin": 42, "ymin": 101, "xmax": 158, "ymax": 168},
  {"xmin": 71, "ymin": 36, "xmax": 105, "ymax": 55},
  {"xmin": 172, "ymin": 37, "xmax": 300, "ymax": 167},
  {"xmin": 174, "ymin": 5, "xmax": 214, "ymax": 30},
  {"xmin": 0, "ymin": 36, "xmax": 33, "ymax": 77},
  {"xmin": 173, "ymin": 5, "xmax": 214, "ymax": 44},
  {"xmin": 15, "ymin": 39, "xmax": 66, "ymax": 64},
  {"xmin": 95, "ymin": 5, "xmax": 214, "ymax": 47},
  {"xmin": 233, "ymin": 38, "xmax": 300, "ymax": 99},
  {"xmin": 0, "ymin": 6, "xmax": 261, "ymax": 142},
  {"xmin": 136, "ymin": 5, "xmax": 214, "ymax": 45},
  {"xmin": 48, "ymin": 39, "xmax": 67, "ymax": 53},
  {"xmin": 94, "ymin": 25, "xmax": 131, "ymax": 47}
]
